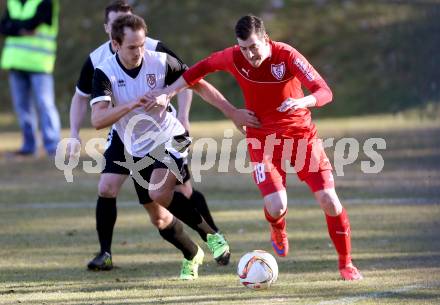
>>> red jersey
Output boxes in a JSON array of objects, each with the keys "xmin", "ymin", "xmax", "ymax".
[{"xmin": 183, "ymin": 41, "xmax": 333, "ymax": 138}]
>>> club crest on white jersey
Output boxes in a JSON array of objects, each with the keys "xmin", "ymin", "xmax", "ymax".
[{"xmin": 146, "ymin": 74, "xmax": 156, "ymax": 89}]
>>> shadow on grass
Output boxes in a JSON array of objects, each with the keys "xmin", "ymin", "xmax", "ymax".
[{"xmin": 1, "ymin": 250, "xmax": 439, "ymax": 287}]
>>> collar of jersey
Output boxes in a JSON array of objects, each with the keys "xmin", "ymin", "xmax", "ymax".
[{"xmin": 116, "ymin": 54, "xmax": 144, "ymax": 79}]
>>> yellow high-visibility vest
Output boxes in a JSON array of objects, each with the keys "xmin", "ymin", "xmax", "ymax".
[{"xmin": 0, "ymin": 0, "xmax": 59, "ymax": 73}]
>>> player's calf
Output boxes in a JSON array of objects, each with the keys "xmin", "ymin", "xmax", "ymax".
[{"xmin": 264, "ymin": 207, "xmax": 289, "ymax": 257}]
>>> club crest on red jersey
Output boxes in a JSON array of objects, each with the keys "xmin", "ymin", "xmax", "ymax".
[
  {"xmin": 146, "ymin": 74, "xmax": 156, "ymax": 89},
  {"xmin": 271, "ymin": 62, "xmax": 285, "ymax": 80}
]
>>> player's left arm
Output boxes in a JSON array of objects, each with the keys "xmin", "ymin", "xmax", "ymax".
[
  {"xmin": 176, "ymin": 90, "xmax": 192, "ymax": 131},
  {"xmin": 278, "ymin": 50, "xmax": 333, "ymax": 114}
]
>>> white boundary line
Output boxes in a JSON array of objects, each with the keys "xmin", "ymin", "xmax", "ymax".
[{"xmin": 0, "ymin": 198, "xmax": 438, "ymax": 209}]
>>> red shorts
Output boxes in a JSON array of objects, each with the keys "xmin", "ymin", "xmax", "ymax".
[{"xmin": 247, "ymin": 132, "xmax": 334, "ymax": 196}]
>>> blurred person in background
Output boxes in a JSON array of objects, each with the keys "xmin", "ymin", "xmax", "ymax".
[{"xmin": 0, "ymin": 0, "xmax": 60, "ymax": 157}]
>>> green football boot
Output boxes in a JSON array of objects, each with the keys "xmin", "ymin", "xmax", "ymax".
[
  {"xmin": 206, "ymin": 232, "xmax": 231, "ymax": 265},
  {"xmin": 179, "ymin": 246, "xmax": 204, "ymax": 280}
]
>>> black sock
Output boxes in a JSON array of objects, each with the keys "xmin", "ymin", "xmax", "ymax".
[
  {"xmin": 158, "ymin": 217, "xmax": 198, "ymax": 260},
  {"xmin": 168, "ymin": 191, "xmax": 208, "ymax": 241},
  {"xmin": 96, "ymin": 196, "xmax": 117, "ymax": 254},
  {"xmin": 191, "ymin": 190, "xmax": 219, "ymax": 233}
]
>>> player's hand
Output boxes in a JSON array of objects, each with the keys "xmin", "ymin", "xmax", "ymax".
[
  {"xmin": 142, "ymin": 94, "xmax": 169, "ymax": 108},
  {"xmin": 277, "ymin": 97, "xmax": 313, "ymax": 114},
  {"xmin": 230, "ymin": 109, "xmax": 260, "ymax": 134},
  {"xmin": 66, "ymin": 137, "xmax": 81, "ymax": 161},
  {"xmin": 140, "ymin": 94, "xmax": 168, "ymax": 112},
  {"xmin": 144, "ymin": 89, "xmax": 170, "ymax": 102}
]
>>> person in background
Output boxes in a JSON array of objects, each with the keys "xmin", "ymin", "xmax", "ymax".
[{"xmin": 0, "ymin": 0, "xmax": 61, "ymax": 157}]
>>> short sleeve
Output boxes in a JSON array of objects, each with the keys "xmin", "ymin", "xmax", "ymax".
[
  {"xmin": 90, "ymin": 69, "xmax": 112, "ymax": 106},
  {"xmin": 165, "ymin": 54, "xmax": 188, "ymax": 86},
  {"xmin": 76, "ymin": 56, "xmax": 94, "ymax": 96}
]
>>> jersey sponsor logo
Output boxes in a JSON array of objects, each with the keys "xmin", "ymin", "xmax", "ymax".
[
  {"xmin": 271, "ymin": 62, "xmax": 286, "ymax": 80},
  {"xmin": 117, "ymin": 79, "xmax": 126, "ymax": 87},
  {"xmin": 146, "ymin": 74, "xmax": 156, "ymax": 89},
  {"xmin": 241, "ymin": 67, "xmax": 250, "ymax": 77},
  {"xmin": 293, "ymin": 58, "xmax": 315, "ymax": 81}
]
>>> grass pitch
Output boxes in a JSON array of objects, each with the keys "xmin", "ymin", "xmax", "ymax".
[{"xmin": 0, "ymin": 114, "xmax": 439, "ymax": 304}]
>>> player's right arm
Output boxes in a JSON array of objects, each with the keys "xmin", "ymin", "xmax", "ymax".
[
  {"xmin": 67, "ymin": 92, "xmax": 88, "ymax": 159},
  {"xmin": 90, "ymin": 69, "xmax": 140, "ymax": 129},
  {"xmin": 190, "ymin": 79, "xmax": 260, "ymax": 133},
  {"xmin": 69, "ymin": 92, "xmax": 88, "ymax": 139},
  {"xmin": 150, "ymin": 76, "xmax": 260, "ymax": 134},
  {"xmin": 67, "ymin": 57, "xmax": 95, "ymax": 158},
  {"xmin": 90, "ymin": 69, "xmax": 162, "ymax": 129},
  {"xmin": 159, "ymin": 49, "xmax": 231, "ymax": 97},
  {"xmin": 152, "ymin": 49, "xmax": 260, "ymax": 133}
]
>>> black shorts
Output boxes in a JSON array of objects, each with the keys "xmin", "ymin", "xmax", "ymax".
[
  {"xmin": 102, "ymin": 105, "xmax": 176, "ymax": 174},
  {"xmin": 102, "ymin": 129, "xmax": 191, "ymax": 204},
  {"xmin": 132, "ymin": 149, "xmax": 190, "ymax": 205},
  {"xmin": 102, "ymin": 128, "xmax": 131, "ymax": 175}
]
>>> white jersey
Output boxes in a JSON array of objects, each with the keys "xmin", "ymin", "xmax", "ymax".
[
  {"xmin": 91, "ymin": 50, "xmax": 186, "ymax": 157},
  {"xmin": 76, "ymin": 37, "xmax": 160, "ymax": 97},
  {"xmin": 75, "ymin": 37, "xmax": 179, "ymax": 136}
]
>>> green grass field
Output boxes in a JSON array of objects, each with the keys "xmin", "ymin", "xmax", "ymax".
[{"xmin": 0, "ymin": 115, "xmax": 439, "ymax": 304}]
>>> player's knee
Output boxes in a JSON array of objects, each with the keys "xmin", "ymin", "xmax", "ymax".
[
  {"xmin": 264, "ymin": 193, "xmax": 287, "ymax": 217},
  {"xmin": 317, "ymin": 190, "xmax": 341, "ymax": 216},
  {"xmin": 149, "ymin": 189, "xmax": 173, "ymax": 206},
  {"xmin": 151, "ymin": 218, "xmax": 166, "ymax": 230},
  {"xmin": 147, "ymin": 207, "xmax": 173, "ymax": 229},
  {"xmin": 98, "ymin": 181, "xmax": 119, "ymax": 198},
  {"xmin": 266, "ymin": 204, "xmax": 285, "ymax": 218},
  {"xmin": 265, "ymin": 200, "xmax": 287, "ymax": 218},
  {"xmin": 150, "ymin": 215, "xmax": 168, "ymax": 229}
]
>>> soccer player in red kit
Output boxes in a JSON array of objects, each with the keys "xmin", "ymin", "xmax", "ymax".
[{"xmin": 148, "ymin": 15, "xmax": 362, "ymax": 281}]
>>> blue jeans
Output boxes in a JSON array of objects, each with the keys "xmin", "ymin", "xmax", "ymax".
[{"xmin": 9, "ymin": 70, "xmax": 61, "ymax": 154}]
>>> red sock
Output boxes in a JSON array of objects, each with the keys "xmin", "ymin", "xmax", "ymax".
[
  {"xmin": 325, "ymin": 208, "xmax": 352, "ymax": 268},
  {"xmin": 264, "ymin": 207, "xmax": 287, "ymax": 229}
]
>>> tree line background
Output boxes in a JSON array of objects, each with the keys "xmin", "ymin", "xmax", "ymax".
[{"xmin": 0, "ymin": 0, "xmax": 439, "ymax": 125}]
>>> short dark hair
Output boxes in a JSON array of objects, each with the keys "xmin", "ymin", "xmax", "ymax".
[
  {"xmin": 235, "ymin": 15, "xmax": 266, "ymax": 40},
  {"xmin": 111, "ymin": 14, "xmax": 147, "ymax": 44},
  {"xmin": 105, "ymin": 0, "xmax": 133, "ymax": 24}
]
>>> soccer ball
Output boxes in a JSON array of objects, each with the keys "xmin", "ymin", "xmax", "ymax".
[{"xmin": 237, "ymin": 250, "xmax": 278, "ymax": 290}]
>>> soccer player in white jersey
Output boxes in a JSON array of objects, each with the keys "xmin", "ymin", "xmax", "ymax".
[
  {"xmin": 68, "ymin": 1, "xmax": 229, "ymax": 276},
  {"xmin": 90, "ymin": 14, "xmax": 235, "ymax": 280}
]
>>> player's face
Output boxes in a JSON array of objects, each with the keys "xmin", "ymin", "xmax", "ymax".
[
  {"xmin": 114, "ymin": 28, "xmax": 145, "ymax": 69},
  {"xmin": 237, "ymin": 33, "xmax": 270, "ymax": 68}
]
